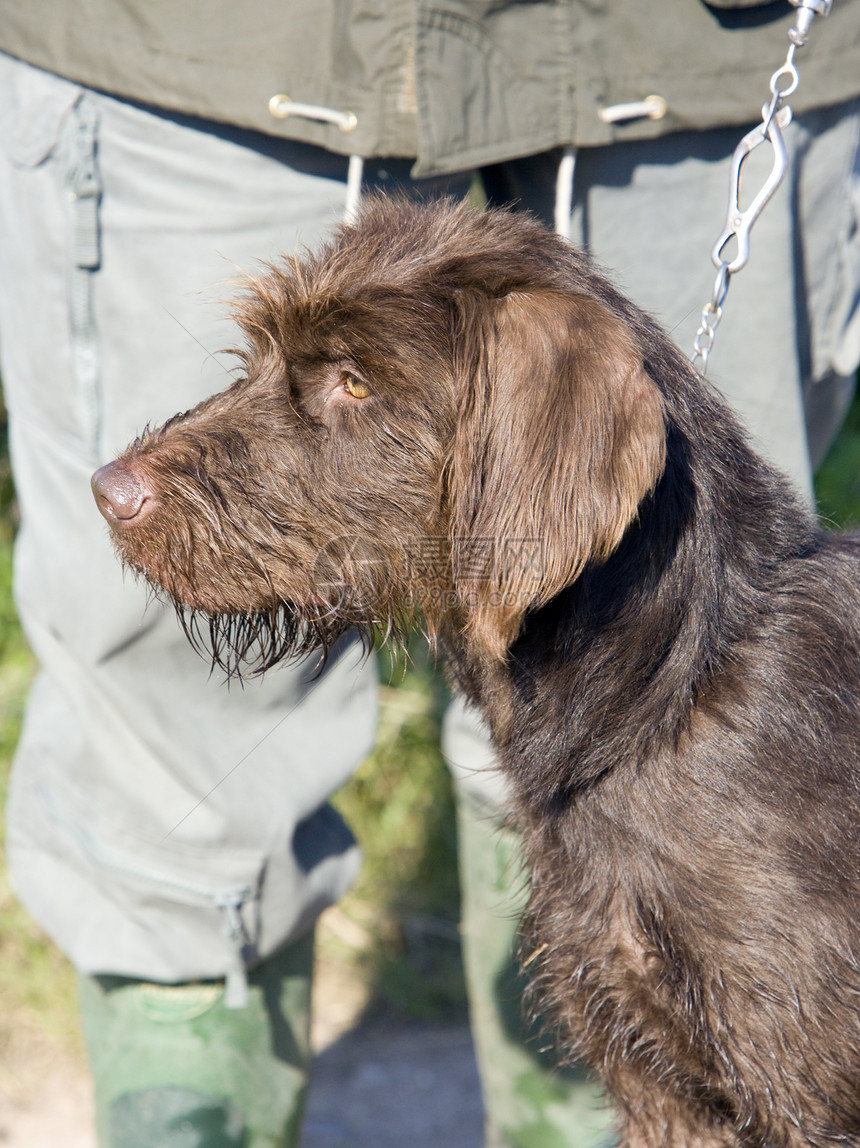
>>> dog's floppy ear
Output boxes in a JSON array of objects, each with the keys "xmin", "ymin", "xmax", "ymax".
[{"xmin": 448, "ymin": 289, "xmax": 666, "ymax": 661}]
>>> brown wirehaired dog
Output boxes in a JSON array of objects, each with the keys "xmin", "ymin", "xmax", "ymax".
[{"xmin": 93, "ymin": 199, "xmax": 860, "ymax": 1148}]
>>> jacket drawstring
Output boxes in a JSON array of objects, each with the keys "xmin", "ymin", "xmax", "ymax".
[
  {"xmin": 555, "ymin": 96, "xmax": 666, "ymax": 241},
  {"xmin": 554, "ymin": 145, "xmax": 577, "ymax": 240},
  {"xmin": 268, "ymin": 93, "xmax": 666, "ymax": 236},
  {"xmin": 345, "ymin": 154, "xmax": 364, "ymax": 222},
  {"xmin": 268, "ymin": 94, "xmax": 363, "ymax": 221}
]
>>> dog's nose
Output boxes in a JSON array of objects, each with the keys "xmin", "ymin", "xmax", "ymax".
[{"xmin": 91, "ymin": 462, "xmax": 154, "ymax": 526}]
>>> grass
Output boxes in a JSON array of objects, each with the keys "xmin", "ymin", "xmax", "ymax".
[
  {"xmin": 329, "ymin": 640, "xmax": 464, "ymax": 1020},
  {"xmin": 812, "ymin": 395, "xmax": 860, "ymax": 528},
  {"xmin": 0, "ymin": 453, "xmax": 82, "ymax": 1076},
  {"xmin": 2, "ymin": 386, "xmax": 860, "ymax": 1066}
]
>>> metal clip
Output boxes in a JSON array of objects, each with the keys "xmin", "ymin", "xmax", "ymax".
[
  {"xmin": 788, "ymin": 0, "xmax": 833, "ymax": 46},
  {"xmin": 711, "ymin": 105, "xmax": 792, "ymax": 274},
  {"xmin": 692, "ymin": 0, "xmax": 828, "ymax": 369}
]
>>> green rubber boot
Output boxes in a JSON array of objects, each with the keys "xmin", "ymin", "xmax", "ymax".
[
  {"xmin": 78, "ymin": 930, "xmax": 314, "ymax": 1148},
  {"xmin": 457, "ymin": 789, "xmax": 618, "ymax": 1148}
]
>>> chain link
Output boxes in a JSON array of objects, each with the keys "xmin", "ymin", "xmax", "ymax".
[
  {"xmin": 691, "ymin": 264, "xmax": 730, "ymax": 369},
  {"xmin": 691, "ymin": 0, "xmax": 833, "ymax": 372}
]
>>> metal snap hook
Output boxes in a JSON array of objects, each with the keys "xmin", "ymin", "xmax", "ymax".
[{"xmin": 711, "ymin": 105, "xmax": 792, "ymax": 275}]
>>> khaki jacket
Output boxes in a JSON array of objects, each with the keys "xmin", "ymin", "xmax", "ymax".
[{"xmin": 1, "ymin": 1, "xmax": 858, "ymax": 176}]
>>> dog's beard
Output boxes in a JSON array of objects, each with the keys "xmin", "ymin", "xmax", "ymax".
[
  {"xmin": 174, "ymin": 602, "xmax": 348, "ymax": 677},
  {"xmin": 120, "ymin": 525, "xmax": 416, "ymax": 676},
  {"xmin": 173, "ymin": 592, "xmax": 413, "ymax": 679}
]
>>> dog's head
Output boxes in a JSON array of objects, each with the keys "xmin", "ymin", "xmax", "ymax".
[{"xmin": 92, "ymin": 198, "xmax": 666, "ymax": 671}]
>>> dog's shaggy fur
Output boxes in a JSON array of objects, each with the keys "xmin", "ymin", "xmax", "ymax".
[{"xmin": 93, "ymin": 199, "xmax": 860, "ymax": 1148}]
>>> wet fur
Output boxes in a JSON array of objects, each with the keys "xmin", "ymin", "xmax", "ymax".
[{"xmin": 95, "ymin": 199, "xmax": 860, "ymax": 1147}]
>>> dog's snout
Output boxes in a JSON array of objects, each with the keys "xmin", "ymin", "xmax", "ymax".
[{"xmin": 91, "ymin": 462, "xmax": 154, "ymax": 526}]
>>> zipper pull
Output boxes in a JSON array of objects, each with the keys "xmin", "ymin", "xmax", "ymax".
[{"xmin": 214, "ymin": 888, "xmax": 252, "ymax": 1009}]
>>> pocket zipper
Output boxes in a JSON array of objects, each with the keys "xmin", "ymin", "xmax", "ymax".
[{"xmin": 40, "ymin": 783, "xmax": 254, "ymax": 1007}]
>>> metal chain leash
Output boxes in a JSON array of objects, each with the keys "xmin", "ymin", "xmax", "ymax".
[{"xmin": 691, "ymin": 0, "xmax": 833, "ymax": 372}]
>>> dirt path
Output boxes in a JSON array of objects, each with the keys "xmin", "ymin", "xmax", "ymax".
[
  {"xmin": 0, "ymin": 1020, "xmax": 482, "ymax": 1148},
  {"xmin": 303, "ymin": 1019, "xmax": 482, "ymax": 1147}
]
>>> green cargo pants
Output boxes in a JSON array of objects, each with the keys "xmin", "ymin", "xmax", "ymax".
[{"xmin": 79, "ymin": 933, "xmax": 314, "ymax": 1148}]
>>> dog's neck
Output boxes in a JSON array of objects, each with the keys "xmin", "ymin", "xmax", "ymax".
[{"xmin": 446, "ymin": 378, "xmax": 819, "ymax": 818}]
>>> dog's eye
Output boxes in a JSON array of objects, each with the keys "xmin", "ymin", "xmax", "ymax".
[{"xmin": 343, "ymin": 373, "xmax": 371, "ymax": 399}]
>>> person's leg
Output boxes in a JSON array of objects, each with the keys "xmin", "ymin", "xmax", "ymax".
[
  {"xmin": 79, "ymin": 931, "xmax": 314, "ymax": 1148},
  {"xmin": 0, "ymin": 52, "xmax": 478, "ymax": 1146},
  {"xmin": 0, "ymin": 54, "xmax": 377, "ymax": 1146}
]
